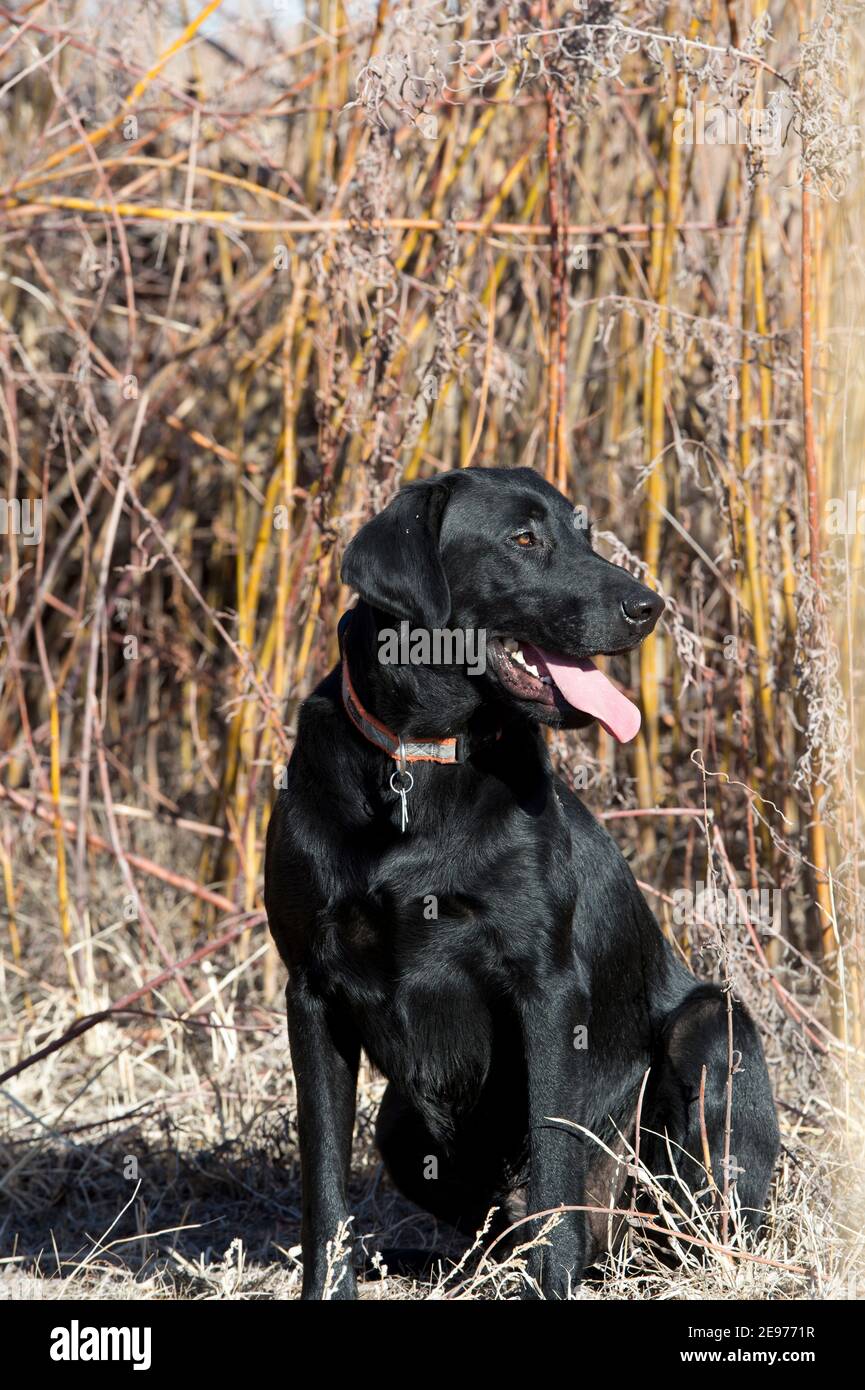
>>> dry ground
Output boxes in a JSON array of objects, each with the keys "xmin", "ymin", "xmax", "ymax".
[{"xmin": 1, "ymin": 825, "xmax": 862, "ymax": 1303}]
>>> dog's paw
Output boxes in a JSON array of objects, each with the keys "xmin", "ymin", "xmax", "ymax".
[
  {"xmin": 300, "ymin": 1264, "xmax": 359, "ymax": 1301},
  {"xmin": 301, "ymin": 1280, "xmax": 358, "ymax": 1301},
  {"xmin": 524, "ymin": 1250, "xmax": 582, "ymax": 1301}
]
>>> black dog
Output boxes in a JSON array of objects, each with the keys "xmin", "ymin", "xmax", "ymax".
[{"xmin": 265, "ymin": 466, "xmax": 779, "ymax": 1300}]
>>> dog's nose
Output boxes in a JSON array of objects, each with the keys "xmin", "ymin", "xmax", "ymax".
[{"xmin": 622, "ymin": 591, "xmax": 664, "ymax": 625}]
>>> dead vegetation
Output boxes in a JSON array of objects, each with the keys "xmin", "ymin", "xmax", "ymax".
[{"xmin": 0, "ymin": 0, "xmax": 863, "ymax": 1299}]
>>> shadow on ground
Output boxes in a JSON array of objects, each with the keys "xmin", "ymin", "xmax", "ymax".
[{"xmin": 0, "ymin": 1115, "xmax": 460, "ymax": 1298}]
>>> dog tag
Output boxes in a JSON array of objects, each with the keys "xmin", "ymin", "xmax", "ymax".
[
  {"xmin": 389, "ymin": 768, "xmax": 413, "ymax": 833},
  {"xmin": 390, "ymin": 740, "xmax": 414, "ymax": 834}
]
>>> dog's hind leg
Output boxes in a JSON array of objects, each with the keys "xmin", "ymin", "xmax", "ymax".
[{"xmin": 640, "ymin": 984, "xmax": 780, "ymax": 1230}]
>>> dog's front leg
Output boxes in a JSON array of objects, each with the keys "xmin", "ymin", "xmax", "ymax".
[
  {"xmin": 520, "ymin": 975, "xmax": 587, "ymax": 1300},
  {"xmin": 287, "ymin": 979, "xmax": 360, "ymax": 1300}
]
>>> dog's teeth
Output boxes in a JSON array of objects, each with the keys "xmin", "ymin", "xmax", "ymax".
[
  {"xmin": 540, "ymin": 675, "xmax": 552, "ymax": 685},
  {"xmin": 514, "ymin": 651, "xmax": 539, "ymax": 676},
  {"xmin": 510, "ymin": 646, "xmax": 542, "ymax": 679},
  {"xmin": 503, "ymin": 638, "xmax": 519, "ymax": 654}
]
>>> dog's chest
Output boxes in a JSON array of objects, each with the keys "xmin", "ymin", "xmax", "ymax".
[
  {"xmin": 321, "ymin": 813, "xmax": 576, "ymax": 1000},
  {"xmin": 304, "ymin": 769, "xmax": 576, "ymax": 1119}
]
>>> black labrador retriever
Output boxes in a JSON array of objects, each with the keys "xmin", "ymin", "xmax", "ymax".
[{"xmin": 265, "ymin": 466, "xmax": 779, "ymax": 1300}]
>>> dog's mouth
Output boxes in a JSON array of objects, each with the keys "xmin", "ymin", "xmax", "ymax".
[{"xmin": 488, "ymin": 638, "xmax": 641, "ymax": 743}]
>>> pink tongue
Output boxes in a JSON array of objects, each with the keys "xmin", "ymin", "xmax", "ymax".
[{"xmin": 530, "ymin": 647, "xmax": 642, "ymax": 743}]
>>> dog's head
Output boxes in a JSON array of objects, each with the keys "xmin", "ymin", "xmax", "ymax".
[{"xmin": 341, "ymin": 467, "xmax": 663, "ymax": 740}]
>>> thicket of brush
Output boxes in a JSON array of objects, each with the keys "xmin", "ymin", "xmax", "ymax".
[{"xmin": 0, "ymin": 0, "xmax": 863, "ymax": 1298}]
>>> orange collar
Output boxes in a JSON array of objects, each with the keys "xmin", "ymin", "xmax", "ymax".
[
  {"xmin": 340, "ymin": 654, "xmax": 460, "ymax": 765},
  {"xmin": 337, "ymin": 610, "xmax": 503, "ymax": 767}
]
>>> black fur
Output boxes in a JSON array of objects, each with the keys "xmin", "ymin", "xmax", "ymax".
[{"xmin": 265, "ymin": 467, "xmax": 779, "ymax": 1300}]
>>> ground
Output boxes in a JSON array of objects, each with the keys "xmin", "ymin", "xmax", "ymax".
[{"xmin": 1, "ymin": 838, "xmax": 861, "ymax": 1302}]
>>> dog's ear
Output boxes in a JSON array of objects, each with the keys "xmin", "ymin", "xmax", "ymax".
[{"xmin": 341, "ymin": 478, "xmax": 452, "ymax": 626}]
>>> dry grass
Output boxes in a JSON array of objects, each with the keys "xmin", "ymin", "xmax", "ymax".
[
  {"xmin": 1, "ymin": 0, "xmax": 864, "ymax": 1299},
  {"xmin": 0, "ymin": 847, "xmax": 862, "ymax": 1302}
]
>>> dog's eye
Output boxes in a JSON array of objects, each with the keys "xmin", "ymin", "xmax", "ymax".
[{"xmin": 513, "ymin": 531, "xmax": 537, "ymax": 548}]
